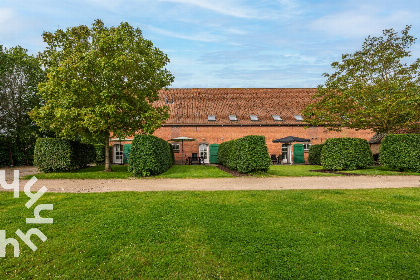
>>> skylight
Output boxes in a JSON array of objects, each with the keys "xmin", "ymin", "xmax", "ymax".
[
  {"xmin": 272, "ymin": 115, "xmax": 283, "ymax": 121},
  {"xmin": 294, "ymin": 115, "xmax": 304, "ymax": 121},
  {"xmin": 250, "ymin": 115, "xmax": 259, "ymax": 121},
  {"xmin": 208, "ymin": 115, "xmax": 216, "ymax": 121},
  {"xmin": 229, "ymin": 115, "xmax": 238, "ymax": 121}
]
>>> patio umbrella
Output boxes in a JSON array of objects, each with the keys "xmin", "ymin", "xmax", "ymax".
[
  {"xmin": 168, "ymin": 136, "xmax": 196, "ymax": 161},
  {"xmin": 272, "ymin": 136, "xmax": 311, "ymax": 143}
]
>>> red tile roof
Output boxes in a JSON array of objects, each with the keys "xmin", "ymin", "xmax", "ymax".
[{"xmin": 157, "ymin": 88, "xmax": 317, "ymax": 125}]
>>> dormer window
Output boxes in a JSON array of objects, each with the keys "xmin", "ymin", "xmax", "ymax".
[
  {"xmin": 165, "ymin": 97, "xmax": 174, "ymax": 104},
  {"xmin": 250, "ymin": 115, "xmax": 258, "ymax": 121},
  {"xmin": 272, "ymin": 115, "xmax": 283, "ymax": 121},
  {"xmin": 208, "ymin": 115, "xmax": 216, "ymax": 121},
  {"xmin": 229, "ymin": 115, "xmax": 238, "ymax": 121},
  {"xmin": 294, "ymin": 115, "xmax": 303, "ymax": 121}
]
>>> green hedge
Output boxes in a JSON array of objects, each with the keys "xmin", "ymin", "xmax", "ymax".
[
  {"xmin": 379, "ymin": 134, "xmax": 420, "ymax": 172},
  {"xmin": 308, "ymin": 144, "xmax": 324, "ymax": 165},
  {"xmin": 128, "ymin": 135, "xmax": 174, "ymax": 177},
  {"xmin": 321, "ymin": 138, "xmax": 373, "ymax": 171},
  {"xmin": 94, "ymin": 144, "xmax": 105, "ymax": 164},
  {"xmin": 0, "ymin": 136, "xmax": 10, "ymax": 167},
  {"xmin": 0, "ymin": 136, "xmax": 33, "ymax": 167},
  {"xmin": 34, "ymin": 138, "xmax": 95, "ymax": 172},
  {"xmin": 218, "ymin": 135, "xmax": 271, "ymax": 173}
]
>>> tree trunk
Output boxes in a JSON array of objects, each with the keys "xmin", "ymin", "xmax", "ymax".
[{"xmin": 104, "ymin": 131, "xmax": 112, "ymax": 172}]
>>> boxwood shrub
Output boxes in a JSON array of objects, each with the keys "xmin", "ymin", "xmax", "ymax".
[
  {"xmin": 218, "ymin": 135, "xmax": 270, "ymax": 173},
  {"xmin": 94, "ymin": 144, "xmax": 105, "ymax": 165},
  {"xmin": 128, "ymin": 135, "xmax": 174, "ymax": 177},
  {"xmin": 0, "ymin": 136, "xmax": 11, "ymax": 167},
  {"xmin": 379, "ymin": 134, "xmax": 420, "ymax": 172},
  {"xmin": 34, "ymin": 138, "xmax": 95, "ymax": 172},
  {"xmin": 0, "ymin": 136, "xmax": 32, "ymax": 166},
  {"xmin": 308, "ymin": 144, "xmax": 324, "ymax": 165},
  {"xmin": 321, "ymin": 138, "xmax": 373, "ymax": 171}
]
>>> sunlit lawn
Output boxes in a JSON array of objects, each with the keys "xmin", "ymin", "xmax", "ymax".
[
  {"xmin": 22, "ymin": 164, "xmax": 420, "ymax": 180},
  {"xmin": 22, "ymin": 165, "xmax": 233, "ymax": 179},
  {"xmin": 22, "ymin": 165, "xmax": 133, "ymax": 179},
  {"xmin": 1, "ymin": 189, "xmax": 419, "ymax": 279},
  {"xmin": 154, "ymin": 165, "xmax": 233, "ymax": 178},
  {"xmin": 263, "ymin": 164, "xmax": 340, "ymax": 177},
  {"xmin": 343, "ymin": 166, "xmax": 420, "ymax": 176}
]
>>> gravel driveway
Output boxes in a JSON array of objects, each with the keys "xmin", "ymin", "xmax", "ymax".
[{"xmin": 1, "ymin": 166, "xmax": 419, "ymax": 193}]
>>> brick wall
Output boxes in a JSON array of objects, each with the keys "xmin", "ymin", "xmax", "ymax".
[{"xmin": 152, "ymin": 125, "xmax": 375, "ymax": 164}]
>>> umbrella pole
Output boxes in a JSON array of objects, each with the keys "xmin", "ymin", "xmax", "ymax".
[{"xmin": 182, "ymin": 140, "xmax": 184, "ymax": 164}]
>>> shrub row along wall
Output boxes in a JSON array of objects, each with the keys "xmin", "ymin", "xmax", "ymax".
[
  {"xmin": 321, "ymin": 138, "xmax": 373, "ymax": 171},
  {"xmin": 0, "ymin": 136, "xmax": 35, "ymax": 167},
  {"xmin": 380, "ymin": 134, "xmax": 420, "ymax": 172},
  {"xmin": 34, "ymin": 138, "xmax": 96, "ymax": 172},
  {"xmin": 0, "ymin": 136, "xmax": 11, "ymax": 167},
  {"xmin": 218, "ymin": 135, "xmax": 271, "ymax": 173},
  {"xmin": 128, "ymin": 134, "xmax": 174, "ymax": 177},
  {"xmin": 308, "ymin": 144, "xmax": 324, "ymax": 165}
]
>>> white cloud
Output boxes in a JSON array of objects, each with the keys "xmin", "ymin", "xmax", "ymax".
[
  {"xmin": 311, "ymin": 5, "xmax": 415, "ymax": 38},
  {"xmin": 0, "ymin": 7, "xmax": 14, "ymax": 24},
  {"xmin": 160, "ymin": 0, "xmax": 254, "ymax": 18},
  {"xmin": 0, "ymin": 8, "xmax": 22, "ymax": 36},
  {"xmin": 159, "ymin": 0, "xmax": 267, "ymax": 19},
  {"xmin": 145, "ymin": 25, "xmax": 222, "ymax": 43}
]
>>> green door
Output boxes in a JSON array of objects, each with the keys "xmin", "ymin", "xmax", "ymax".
[
  {"xmin": 293, "ymin": 144, "xmax": 305, "ymax": 164},
  {"xmin": 123, "ymin": 144, "xmax": 132, "ymax": 164},
  {"xmin": 210, "ymin": 144, "xmax": 219, "ymax": 164}
]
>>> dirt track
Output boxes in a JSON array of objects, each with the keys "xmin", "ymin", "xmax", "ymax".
[{"xmin": 1, "ymin": 166, "xmax": 419, "ymax": 193}]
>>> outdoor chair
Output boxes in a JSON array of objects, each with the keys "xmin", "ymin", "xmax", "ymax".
[
  {"xmin": 189, "ymin": 153, "xmax": 201, "ymax": 165},
  {"xmin": 270, "ymin": 154, "xmax": 278, "ymax": 164}
]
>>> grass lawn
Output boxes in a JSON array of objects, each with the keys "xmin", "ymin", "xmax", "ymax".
[
  {"xmin": 154, "ymin": 165, "xmax": 233, "ymax": 178},
  {"xmin": 1, "ymin": 188, "xmax": 419, "ymax": 279},
  {"xmin": 343, "ymin": 166, "xmax": 420, "ymax": 176},
  {"xmin": 22, "ymin": 165, "xmax": 233, "ymax": 179},
  {"xmin": 263, "ymin": 164, "xmax": 340, "ymax": 177},
  {"xmin": 22, "ymin": 165, "xmax": 134, "ymax": 179},
  {"xmin": 22, "ymin": 164, "xmax": 420, "ymax": 179}
]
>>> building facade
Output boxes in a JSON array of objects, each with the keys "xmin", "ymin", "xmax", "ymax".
[{"xmin": 111, "ymin": 88, "xmax": 375, "ymax": 164}]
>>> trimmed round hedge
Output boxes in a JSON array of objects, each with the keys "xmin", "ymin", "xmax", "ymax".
[
  {"xmin": 380, "ymin": 134, "xmax": 420, "ymax": 172},
  {"xmin": 308, "ymin": 144, "xmax": 324, "ymax": 165},
  {"xmin": 218, "ymin": 135, "xmax": 271, "ymax": 173},
  {"xmin": 321, "ymin": 138, "xmax": 373, "ymax": 171},
  {"xmin": 34, "ymin": 138, "xmax": 95, "ymax": 172},
  {"xmin": 128, "ymin": 134, "xmax": 174, "ymax": 177}
]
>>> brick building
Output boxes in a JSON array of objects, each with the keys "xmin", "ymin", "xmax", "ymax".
[{"xmin": 111, "ymin": 88, "xmax": 375, "ymax": 164}]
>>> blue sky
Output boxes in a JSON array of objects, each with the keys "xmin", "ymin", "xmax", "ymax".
[{"xmin": 1, "ymin": 0, "xmax": 420, "ymax": 88}]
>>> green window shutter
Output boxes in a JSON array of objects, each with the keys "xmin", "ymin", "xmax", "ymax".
[
  {"xmin": 210, "ymin": 144, "xmax": 219, "ymax": 164},
  {"xmin": 293, "ymin": 144, "xmax": 305, "ymax": 163}
]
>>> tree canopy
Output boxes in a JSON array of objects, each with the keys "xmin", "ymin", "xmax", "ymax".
[
  {"xmin": 0, "ymin": 45, "xmax": 45, "ymax": 165},
  {"xmin": 30, "ymin": 19, "xmax": 174, "ymax": 171},
  {"xmin": 302, "ymin": 25, "xmax": 420, "ymax": 134}
]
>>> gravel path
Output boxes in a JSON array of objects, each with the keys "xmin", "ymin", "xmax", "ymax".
[{"xmin": 0, "ymin": 166, "xmax": 419, "ymax": 193}]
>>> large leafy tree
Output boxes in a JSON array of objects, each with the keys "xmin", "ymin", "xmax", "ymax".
[
  {"xmin": 0, "ymin": 46, "xmax": 45, "ymax": 165},
  {"xmin": 31, "ymin": 20, "xmax": 174, "ymax": 171},
  {"xmin": 302, "ymin": 26, "xmax": 420, "ymax": 133}
]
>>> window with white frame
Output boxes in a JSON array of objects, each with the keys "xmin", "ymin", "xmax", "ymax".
[
  {"xmin": 171, "ymin": 143, "xmax": 180, "ymax": 153},
  {"xmin": 303, "ymin": 143, "xmax": 311, "ymax": 151}
]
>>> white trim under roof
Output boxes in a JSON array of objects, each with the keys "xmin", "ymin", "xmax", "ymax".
[{"xmin": 110, "ymin": 138, "xmax": 133, "ymax": 142}]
